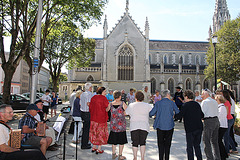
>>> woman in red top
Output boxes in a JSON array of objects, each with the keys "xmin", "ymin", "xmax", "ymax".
[
  {"xmin": 222, "ymin": 90, "xmax": 238, "ymax": 155},
  {"xmin": 89, "ymin": 87, "xmax": 109, "ymax": 154}
]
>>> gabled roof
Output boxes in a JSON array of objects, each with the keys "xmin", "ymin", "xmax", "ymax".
[{"xmin": 107, "ymin": 11, "xmax": 145, "ymax": 39}]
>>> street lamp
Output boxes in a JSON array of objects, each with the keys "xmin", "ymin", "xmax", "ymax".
[{"xmin": 212, "ymin": 35, "xmax": 218, "ymax": 91}]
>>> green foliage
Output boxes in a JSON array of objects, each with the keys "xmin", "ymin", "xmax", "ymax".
[{"xmin": 205, "ymin": 16, "xmax": 240, "ymax": 84}]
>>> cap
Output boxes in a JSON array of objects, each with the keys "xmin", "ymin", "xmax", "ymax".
[
  {"xmin": 34, "ymin": 100, "xmax": 43, "ymax": 104},
  {"xmin": 26, "ymin": 104, "xmax": 40, "ymax": 111},
  {"xmin": 175, "ymin": 86, "xmax": 182, "ymax": 89}
]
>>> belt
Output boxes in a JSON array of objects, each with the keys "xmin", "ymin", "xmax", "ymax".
[{"xmin": 203, "ymin": 116, "xmax": 217, "ymax": 120}]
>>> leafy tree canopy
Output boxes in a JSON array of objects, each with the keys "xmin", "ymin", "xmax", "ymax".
[{"xmin": 205, "ymin": 16, "xmax": 240, "ymax": 84}]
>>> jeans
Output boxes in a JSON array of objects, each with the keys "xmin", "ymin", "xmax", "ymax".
[
  {"xmin": 203, "ymin": 117, "xmax": 220, "ymax": 160},
  {"xmin": 186, "ymin": 129, "xmax": 203, "ymax": 160},
  {"xmin": 0, "ymin": 149, "xmax": 46, "ymax": 160},
  {"xmin": 157, "ymin": 128, "xmax": 174, "ymax": 160},
  {"xmin": 81, "ymin": 111, "xmax": 90, "ymax": 147},
  {"xmin": 72, "ymin": 116, "xmax": 82, "ymax": 141},
  {"xmin": 218, "ymin": 127, "xmax": 228, "ymax": 160},
  {"xmin": 224, "ymin": 118, "xmax": 237, "ymax": 153}
]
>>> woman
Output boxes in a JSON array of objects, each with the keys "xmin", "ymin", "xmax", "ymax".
[
  {"xmin": 72, "ymin": 90, "xmax": 82, "ymax": 144},
  {"xmin": 107, "ymin": 90, "xmax": 128, "ymax": 160},
  {"xmin": 89, "ymin": 87, "xmax": 109, "ymax": 154},
  {"xmin": 222, "ymin": 90, "xmax": 238, "ymax": 155},
  {"xmin": 215, "ymin": 95, "xmax": 228, "ymax": 160},
  {"xmin": 153, "ymin": 90, "xmax": 161, "ymax": 105},
  {"xmin": 127, "ymin": 88, "xmax": 135, "ymax": 104},
  {"xmin": 125, "ymin": 91, "xmax": 152, "ymax": 160},
  {"xmin": 50, "ymin": 91, "xmax": 58, "ymax": 117}
]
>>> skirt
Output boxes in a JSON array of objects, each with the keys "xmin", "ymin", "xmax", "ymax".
[
  {"xmin": 89, "ymin": 121, "xmax": 109, "ymax": 145},
  {"xmin": 107, "ymin": 131, "xmax": 128, "ymax": 145}
]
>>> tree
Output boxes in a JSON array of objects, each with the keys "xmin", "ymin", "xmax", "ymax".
[
  {"xmin": 45, "ymin": 20, "xmax": 95, "ymax": 92},
  {"xmin": 0, "ymin": 0, "xmax": 107, "ymax": 103},
  {"xmin": 49, "ymin": 73, "xmax": 67, "ymax": 91},
  {"xmin": 205, "ymin": 16, "xmax": 240, "ymax": 84}
]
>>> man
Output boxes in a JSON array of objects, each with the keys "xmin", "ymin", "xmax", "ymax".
[
  {"xmin": 201, "ymin": 89, "xmax": 220, "ymax": 160},
  {"xmin": 80, "ymin": 83, "xmax": 93, "ymax": 149},
  {"xmin": 18, "ymin": 104, "xmax": 52, "ymax": 155},
  {"xmin": 142, "ymin": 86, "xmax": 151, "ymax": 103},
  {"xmin": 0, "ymin": 104, "xmax": 46, "ymax": 160},
  {"xmin": 69, "ymin": 89, "xmax": 76, "ymax": 110},
  {"xmin": 106, "ymin": 90, "xmax": 114, "ymax": 121},
  {"xmin": 149, "ymin": 90, "xmax": 180, "ymax": 160},
  {"xmin": 121, "ymin": 89, "xmax": 127, "ymax": 103},
  {"xmin": 34, "ymin": 100, "xmax": 59, "ymax": 150},
  {"xmin": 194, "ymin": 90, "xmax": 202, "ymax": 104},
  {"xmin": 41, "ymin": 89, "xmax": 51, "ymax": 120},
  {"xmin": 173, "ymin": 86, "xmax": 184, "ymax": 122},
  {"xmin": 178, "ymin": 90, "xmax": 204, "ymax": 160}
]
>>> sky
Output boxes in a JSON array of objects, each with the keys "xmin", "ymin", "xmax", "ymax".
[{"xmin": 83, "ymin": 0, "xmax": 240, "ymax": 42}]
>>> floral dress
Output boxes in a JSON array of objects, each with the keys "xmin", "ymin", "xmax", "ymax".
[{"xmin": 107, "ymin": 102, "xmax": 128, "ymax": 145}]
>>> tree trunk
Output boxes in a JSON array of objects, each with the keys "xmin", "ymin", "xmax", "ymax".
[
  {"xmin": 2, "ymin": 65, "xmax": 16, "ymax": 104},
  {"xmin": 52, "ymin": 76, "xmax": 58, "ymax": 92}
]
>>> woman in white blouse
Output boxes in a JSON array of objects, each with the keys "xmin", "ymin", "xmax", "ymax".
[{"xmin": 215, "ymin": 95, "xmax": 228, "ymax": 159}]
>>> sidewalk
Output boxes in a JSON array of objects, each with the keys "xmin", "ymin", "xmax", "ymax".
[{"xmin": 45, "ymin": 104, "xmax": 240, "ymax": 160}]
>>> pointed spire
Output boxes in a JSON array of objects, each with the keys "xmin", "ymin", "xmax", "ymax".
[
  {"xmin": 212, "ymin": 0, "xmax": 230, "ymax": 33},
  {"xmin": 125, "ymin": 0, "xmax": 129, "ymax": 13},
  {"xmin": 145, "ymin": 17, "xmax": 149, "ymax": 38},
  {"xmin": 208, "ymin": 26, "xmax": 212, "ymax": 41},
  {"xmin": 103, "ymin": 15, "xmax": 108, "ymax": 38}
]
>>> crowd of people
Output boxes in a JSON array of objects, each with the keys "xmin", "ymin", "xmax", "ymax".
[{"xmin": 0, "ymin": 82, "xmax": 239, "ymax": 160}]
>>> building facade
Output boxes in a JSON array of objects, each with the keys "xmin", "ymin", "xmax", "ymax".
[{"xmin": 59, "ymin": 0, "xmax": 235, "ymax": 99}]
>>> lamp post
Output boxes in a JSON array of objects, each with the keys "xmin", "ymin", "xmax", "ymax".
[{"xmin": 212, "ymin": 36, "xmax": 218, "ymax": 91}]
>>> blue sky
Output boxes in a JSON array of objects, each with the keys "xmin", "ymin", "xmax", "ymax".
[{"xmin": 83, "ymin": 0, "xmax": 240, "ymax": 42}]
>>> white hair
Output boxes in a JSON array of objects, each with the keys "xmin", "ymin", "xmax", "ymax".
[
  {"xmin": 161, "ymin": 89, "xmax": 170, "ymax": 98},
  {"xmin": 202, "ymin": 88, "xmax": 212, "ymax": 97},
  {"xmin": 85, "ymin": 83, "xmax": 92, "ymax": 90}
]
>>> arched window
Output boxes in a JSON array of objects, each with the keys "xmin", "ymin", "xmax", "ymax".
[
  {"xmin": 87, "ymin": 75, "xmax": 94, "ymax": 81},
  {"xmin": 164, "ymin": 55, "xmax": 168, "ymax": 64},
  {"xmin": 203, "ymin": 79, "xmax": 209, "ymax": 89},
  {"xmin": 179, "ymin": 56, "xmax": 183, "ymax": 64},
  {"xmin": 118, "ymin": 45, "xmax": 134, "ymax": 80},
  {"xmin": 151, "ymin": 78, "xmax": 156, "ymax": 94},
  {"xmin": 168, "ymin": 78, "xmax": 174, "ymax": 96},
  {"xmin": 186, "ymin": 79, "xmax": 192, "ymax": 90}
]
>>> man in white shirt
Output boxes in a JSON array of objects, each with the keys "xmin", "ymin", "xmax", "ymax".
[
  {"xmin": 80, "ymin": 83, "xmax": 93, "ymax": 149},
  {"xmin": 201, "ymin": 89, "xmax": 220, "ymax": 160},
  {"xmin": 142, "ymin": 86, "xmax": 151, "ymax": 103},
  {"xmin": 41, "ymin": 90, "xmax": 51, "ymax": 120}
]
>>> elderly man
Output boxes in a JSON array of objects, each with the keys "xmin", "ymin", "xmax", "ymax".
[
  {"xmin": 142, "ymin": 86, "xmax": 151, "ymax": 103},
  {"xmin": 201, "ymin": 89, "xmax": 220, "ymax": 160},
  {"xmin": 149, "ymin": 90, "xmax": 180, "ymax": 160},
  {"xmin": 121, "ymin": 89, "xmax": 127, "ymax": 103},
  {"xmin": 0, "ymin": 104, "xmax": 46, "ymax": 160},
  {"xmin": 34, "ymin": 100, "xmax": 59, "ymax": 150},
  {"xmin": 80, "ymin": 83, "xmax": 93, "ymax": 149},
  {"xmin": 18, "ymin": 104, "xmax": 52, "ymax": 155}
]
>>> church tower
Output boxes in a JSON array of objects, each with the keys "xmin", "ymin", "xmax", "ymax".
[{"xmin": 212, "ymin": 0, "xmax": 231, "ymax": 34}]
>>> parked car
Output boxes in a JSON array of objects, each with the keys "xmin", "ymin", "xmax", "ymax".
[
  {"xmin": 22, "ymin": 92, "xmax": 41, "ymax": 101},
  {"xmin": 0, "ymin": 94, "xmax": 30, "ymax": 110}
]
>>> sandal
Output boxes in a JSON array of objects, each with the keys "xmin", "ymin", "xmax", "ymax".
[
  {"xmin": 91, "ymin": 148, "xmax": 97, "ymax": 153},
  {"xmin": 118, "ymin": 155, "xmax": 126, "ymax": 160},
  {"xmin": 230, "ymin": 150, "xmax": 238, "ymax": 154},
  {"xmin": 112, "ymin": 153, "xmax": 118, "ymax": 159},
  {"xmin": 96, "ymin": 149, "xmax": 104, "ymax": 154}
]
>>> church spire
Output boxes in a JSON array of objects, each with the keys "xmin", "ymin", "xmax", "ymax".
[
  {"xmin": 145, "ymin": 17, "xmax": 149, "ymax": 39},
  {"xmin": 103, "ymin": 15, "xmax": 108, "ymax": 38},
  {"xmin": 212, "ymin": 0, "xmax": 231, "ymax": 33},
  {"xmin": 125, "ymin": 0, "xmax": 129, "ymax": 13}
]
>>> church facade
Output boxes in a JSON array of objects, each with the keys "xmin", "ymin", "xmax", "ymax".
[{"xmin": 59, "ymin": 0, "xmax": 233, "ymax": 99}]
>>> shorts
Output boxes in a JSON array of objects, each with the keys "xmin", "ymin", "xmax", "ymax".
[
  {"xmin": 50, "ymin": 105, "xmax": 57, "ymax": 109},
  {"xmin": 23, "ymin": 136, "xmax": 43, "ymax": 147},
  {"xmin": 43, "ymin": 105, "xmax": 49, "ymax": 114},
  {"xmin": 130, "ymin": 129, "xmax": 148, "ymax": 147}
]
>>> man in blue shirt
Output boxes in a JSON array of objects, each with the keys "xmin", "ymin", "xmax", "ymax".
[
  {"xmin": 106, "ymin": 90, "xmax": 114, "ymax": 121},
  {"xmin": 149, "ymin": 89, "xmax": 179, "ymax": 160}
]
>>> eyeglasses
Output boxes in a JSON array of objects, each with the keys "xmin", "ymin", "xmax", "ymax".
[{"xmin": 3, "ymin": 111, "xmax": 14, "ymax": 114}]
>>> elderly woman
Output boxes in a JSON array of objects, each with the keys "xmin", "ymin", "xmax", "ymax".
[
  {"xmin": 89, "ymin": 87, "xmax": 109, "ymax": 154},
  {"xmin": 153, "ymin": 90, "xmax": 161, "ymax": 105},
  {"xmin": 125, "ymin": 91, "xmax": 152, "ymax": 160},
  {"xmin": 215, "ymin": 95, "xmax": 228, "ymax": 160},
  {"xmin": 107, "ymin": 90, "xmax": 128, "ymax": 160},
  {"xmin": 72, "ymin": 90, "xmax": 82, "ymax": 144}
]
